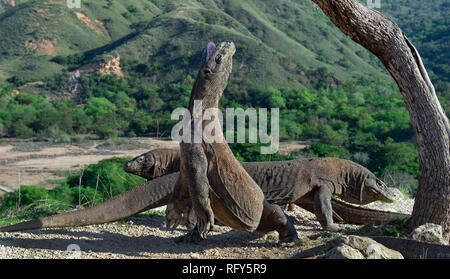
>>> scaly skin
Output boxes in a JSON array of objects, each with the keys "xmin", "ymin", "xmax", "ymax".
[
  {"xmin": 123, "ymin": 148, "xmax": 180, "ymax": 180},
  {"xmin": 165, "ymin": 41, "xmax": 298, "ymax": 243},
  {"xmin": 0, "ymin": 173, "xmax": 179, "ymax": 232},
  {"xmin": 126, "ymin": 149, "xmax": 404, "ymax": 230},
  {"xmin": 0, "ymin": 158, "xmax": 406, "ymax": 233}
]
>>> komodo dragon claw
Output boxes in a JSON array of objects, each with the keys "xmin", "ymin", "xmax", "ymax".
[
  {"xmin": 175, "ymin": 227, "xmax": 205, "ymax": 244},
  {"xmin": 165, "ymin": 203, "xmax": 182, "ymax": 229}
]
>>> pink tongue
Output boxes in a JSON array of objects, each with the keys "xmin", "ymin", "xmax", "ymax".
[{"xmin": 206, "ymin": 42, "xmax": 216, "ymax": 62}]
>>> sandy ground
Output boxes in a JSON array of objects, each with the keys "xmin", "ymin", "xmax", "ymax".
[
  {"xmin": 0, "ymin": 138, "xmax": 307, "ymax": 193},
  {"xmin": 0, "ymin": 205, "xmax": 380, "ymax": 259},
  {"xmin": 0, "ymin": 138, "xmax": 179, "ymax": 192},
  {"xmin": 0, "ymin": 138, "xmax": 417, "ymax": 259}
]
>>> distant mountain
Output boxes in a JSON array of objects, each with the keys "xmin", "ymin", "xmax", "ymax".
[
  {"xmin": 0, "ymin": 0, "xmax": 447, "ymax": 110},
  {"xmin": 0, "ymin": 0, "xmax": 390, "ymax": 87}
]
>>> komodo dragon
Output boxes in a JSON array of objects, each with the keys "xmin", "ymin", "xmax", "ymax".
[
  {"xmin": 124, "ymin": 148, "xmax": 409, "ymax": 228},
  {"xmin": 0, "ymin": 155, "xmax": 407, "ymax": 233},
  {"xmin": 164, "ymin": 41, "xmax": 298, "ymax": 244},
  {"xmin": 124, "ymin": 149, "xmax": 406, "ymax": 230}
]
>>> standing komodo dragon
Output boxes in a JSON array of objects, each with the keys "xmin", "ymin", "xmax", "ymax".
[
  {"xmin": 164, "ymin": 41, "xmax": 298, "ymax": 244},
  {"xmin": 124, "ymin": 148, "xmax": 406, "ymax": 230}
]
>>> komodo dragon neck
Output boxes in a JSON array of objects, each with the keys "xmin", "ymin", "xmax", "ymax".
[{"xmin": 183, "ymin": 41, "xmax": 234, "ymax": 146}]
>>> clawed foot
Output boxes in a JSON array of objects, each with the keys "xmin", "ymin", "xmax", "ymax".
[
  {"xmin": 277, "ymin": 232, "xmax": 299, "ymax": 247},
  {"xmin": 165, "ymin": 203, "xmax": 183, "ymax": 230},
  {"xmin": 210, "ymin": 224, "xmax": 227, "ymax": 233},
  {"xmin": 175, "ymin": 229, "xmax": 205, "ymax": 244}
]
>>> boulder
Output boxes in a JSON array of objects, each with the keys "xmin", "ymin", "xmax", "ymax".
[
  {"xmin": 365, "ymin": 243, "xmax": 403, "ymax": 259},
  {"xmin": 325, "ymin": 244, "xmax": 365, "ymax": 259},
  {"xmin": 410, "ymin": 223, "xmax": 448, "ymax": 245},
  {"xmin": 322, "ymin": 235, "xmax": 404, "ymax": 259}
]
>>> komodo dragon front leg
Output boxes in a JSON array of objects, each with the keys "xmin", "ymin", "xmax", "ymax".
[
  {"xmin": 166, "ymin": 145, "xmax": 216, "ymax": 242},
  {"xmin": 313, "ymin": 186, "xmax": 339, "ymax": 232},
  {"xmin": 183, "ymin": 144, "xmax": 215, "ymax": 239},
  {"xmin": 294, "ymin": 185, "xmax": 339, "ymax": 232},
  {"xmin": 166, "ymin": 41, "xmax": 298, "ymax": 244}
]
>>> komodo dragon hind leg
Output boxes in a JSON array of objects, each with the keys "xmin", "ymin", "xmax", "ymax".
[
  {"xmin": 166, "ymin": 176, "xmax": 190, "ymax": 230},
  {"xmin": 256, "ymin": 200, "xmax": 298, "ymax": 245}
]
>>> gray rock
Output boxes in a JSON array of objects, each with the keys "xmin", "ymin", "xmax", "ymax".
[
  {"xmin": 389, "ymin": 187, "xmax": 406, "ymax": 201},
  {"xmin": 344, "ymin": 235, "xmax": 379, "ymax": 251},
  {"xmin": 410, "ymin": 223, "xmax": 448, "ymax": 245},
  {"xmin": 325, "ymin": 244, "xmax": 365, "ymax": 259},
  {"xmin": 329, "ymin": 235, "xmax": 404, "ymax": 259},
  {"xmin": 365, "ymin": 243, "xmax": 403, "ymax": 259}
]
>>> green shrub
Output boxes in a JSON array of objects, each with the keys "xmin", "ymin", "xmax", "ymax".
[
  {"xmin": 66, "ymin": 157, "xmax": 146, "ymax": 201},
  {"xmin": 309, "ymin": 143, "xmax": 351, "ymax": 159}
]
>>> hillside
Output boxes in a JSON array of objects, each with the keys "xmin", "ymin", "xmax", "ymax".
[
  {"xmin": 0, "ymin": 0, "xmax": 395, "ymax": 88},
  {"xmin": 378, "ymin": 0, "xmax": 449, "ymax": 107},
  {"xmin": 0, "ymin": 0, "xmax": 447, "ymax": 193}
]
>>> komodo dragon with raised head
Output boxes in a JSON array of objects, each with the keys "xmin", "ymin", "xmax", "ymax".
[
  {"xmin": 124, "ymin": 148, "xmax": 406, "ymax": 230},
  {"xmin": 164, "ymin": 41, "xmax": 298, "ymax": 244}
]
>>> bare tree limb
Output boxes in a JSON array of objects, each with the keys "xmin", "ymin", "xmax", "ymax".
[{"xmin": 310, "ymin": 0, "xmax": 450, "ymax": 241}]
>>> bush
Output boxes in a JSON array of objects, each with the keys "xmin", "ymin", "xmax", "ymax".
[
  {"xmin": 381, "ymin": 138, "xmax": 419, "ymax": 177},
  {"xmin": 380, "ymin": 169, "xmax": 418, "ymax": 197},
  {"xmin": 0, "ymin": 157, "xmax": 147, "ymax": 221},
  {"xmin": 1, "ymin": 186, "xmax": 49, "ymax": 213},
  {"xmin": 66, "ymin": 157, "xmax": 146, "ymax": 201},
  {"xmin": 308, "ymin": 143, "xmax": 351, "ymax": 159}
]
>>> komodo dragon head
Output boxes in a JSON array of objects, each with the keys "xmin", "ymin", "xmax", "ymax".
[
  {"xmin": 123, "ymin": 149, "xmax": 180, "ymax": 179},
  {"xmin": 188, "ymin": 41, "xmax": 236, "ymax": 109},
  {"xmin": 124, "ymin": 151, "xmax": 158, "ymax": 179},
  {"xmin": 341, "ymin": 166, "xmax": 395, "ymax": 205}
]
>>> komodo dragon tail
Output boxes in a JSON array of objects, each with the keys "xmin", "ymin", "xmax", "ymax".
[
  {"xmin": 0, "ymin": 173, "xmax": 178, "ymax": 232},
  {"xmin": 297, "ymin": 198, "xmax": 410, "ymax": 225}
]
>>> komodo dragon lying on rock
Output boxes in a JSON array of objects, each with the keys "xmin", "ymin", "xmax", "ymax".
[
  {"xmin": 124, "ymin": 148, "xmax": 407, "ymax": 230},
  {"xmin": 165, "ymin": 41, "xmax": 298, "ymax": 244}
]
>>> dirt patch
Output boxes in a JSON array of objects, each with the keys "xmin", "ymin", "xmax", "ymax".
[
  {"xmin": 1, "ymin": 0, "xmax": 15, "ymax": 7},
  {"xmin": 0, "ymin": 138, "xmax": 178, "ymax": 191},
  {"xmin": 278, "ymin": 141, "xmax": 310, "ymax": 155},
  {"xmin": 77, "ymin": 55, "xmax": 124, "ymax": 77},
  {"xmin": 25, "ymin": 39, "xmax": 57, "ymax": 56},
  {"xmin": 74, "ymin": 12, "xmax": 105, "ymax": 35},
  {"xmin": 0, "ymin": 139, "xmax": 307, "ymax": 191}
]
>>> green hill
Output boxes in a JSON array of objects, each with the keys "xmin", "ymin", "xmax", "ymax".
[
  {"xmin": 0, "ymin": 0, "xmax": 395, "ymax": 87},
  {"xmin": 0, "ymin": 0, "xmax": 447, "ymax": 104},
  {"xmin": 1, "ymin": 0, "xmax": 446, "ymax": 194},
  {"xmin": 377, "ymin": 0, "xmax": 449, "ymax": 107}
]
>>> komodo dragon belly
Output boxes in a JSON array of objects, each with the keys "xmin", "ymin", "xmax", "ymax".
[{"xmin": 207, "ymin": 144, "xmax": 264, "ymax": 232}]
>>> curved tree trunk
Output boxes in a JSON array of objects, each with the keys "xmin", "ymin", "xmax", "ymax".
[{"xmin": 309, "ymin": 0, "xmax": 450, "ymax": 241}]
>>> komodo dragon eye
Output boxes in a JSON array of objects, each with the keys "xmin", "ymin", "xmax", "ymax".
[{"xmin": 215, "ymin": 54, "xmax": 222, "ymax": 64}]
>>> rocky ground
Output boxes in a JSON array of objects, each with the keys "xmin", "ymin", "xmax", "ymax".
[
  {"xmin": 0, "ymin": 196, "xmax": 414, "ymax": 259},
  {"xmin": 0, "ymin": 139, "xmax": 417, "ymax": 259}
]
